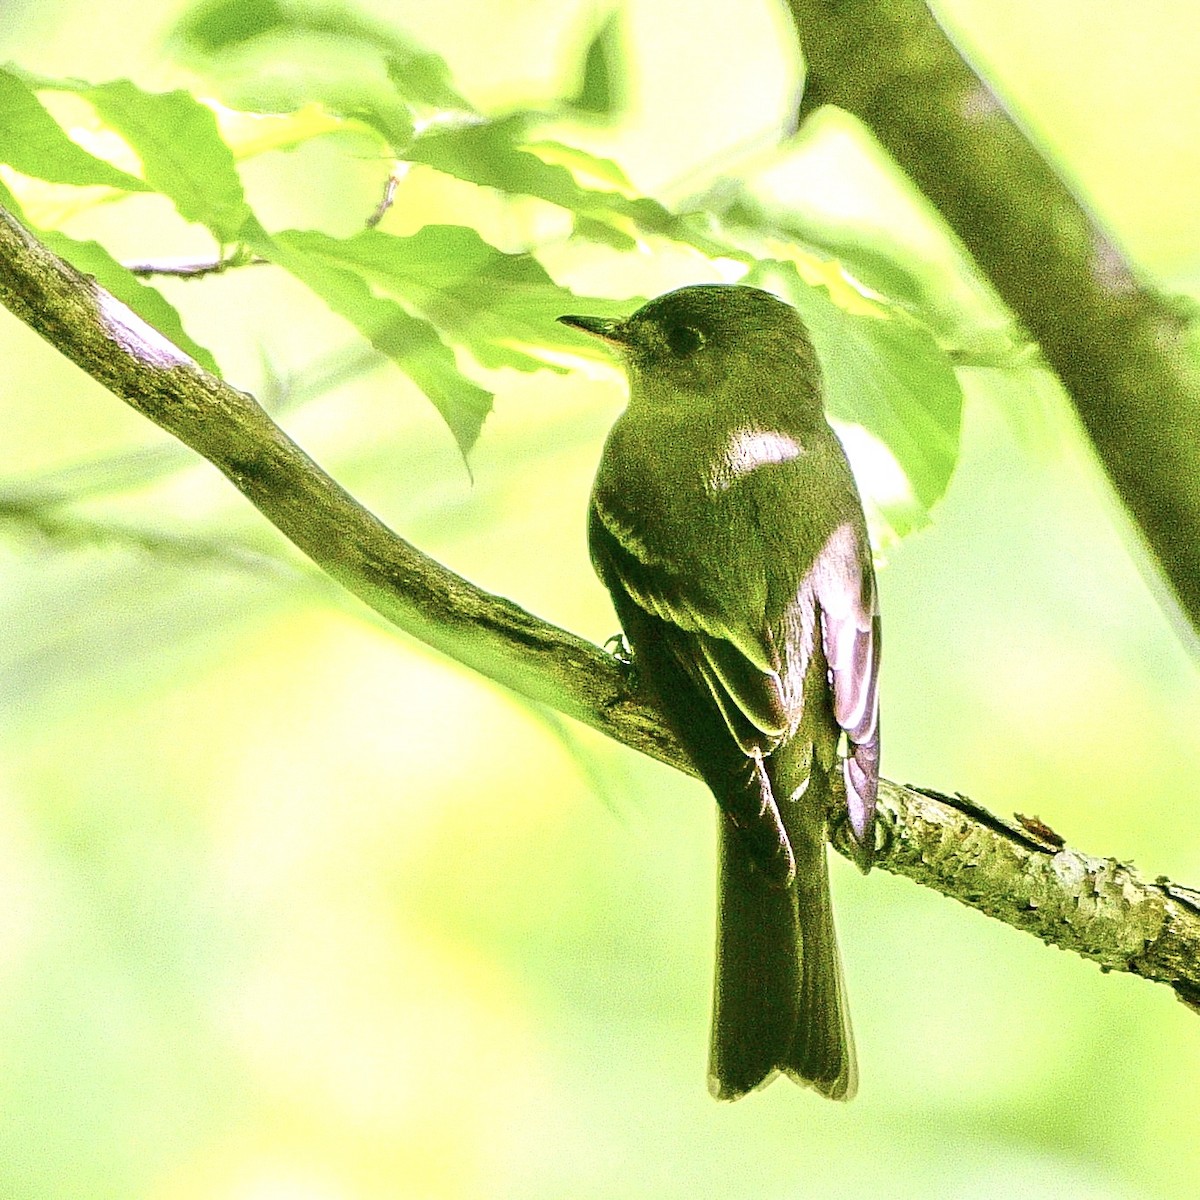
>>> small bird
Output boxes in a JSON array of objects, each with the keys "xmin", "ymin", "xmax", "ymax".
[{"xmin": 559, "ymin": 284, "xmax": 880, "ymax": 1100}]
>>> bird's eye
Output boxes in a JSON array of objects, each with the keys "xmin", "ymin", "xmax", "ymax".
[{"xmin": 665, "ymin": 324, "xmax": 705, "ymax": 357}]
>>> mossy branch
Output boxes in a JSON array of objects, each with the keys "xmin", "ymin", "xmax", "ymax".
[
  {"xmin": 786, "ymin": 0, "xmax": 1200, "ymax": 643},
  {"xmin": 1, "ymin": 203, "xmax": 1196, "ymax": 1011}
]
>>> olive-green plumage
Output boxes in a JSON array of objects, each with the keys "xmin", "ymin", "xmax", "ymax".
[{"xmin": 559, "ymin": 284, "xmax": 880, "ymax": 1100}]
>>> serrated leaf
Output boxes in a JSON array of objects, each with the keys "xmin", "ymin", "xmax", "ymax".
[
  {"xmin": 569, "ymin": 215, "xmax": 637, "ymax": 251},
  {"xmin": 713, "ymin": 185, "xmax": 1020, "ymax": 353},
  {"xmin": 173, "ymin": 0, "xmax": 469, "ymax": 115},
  {"xmin": 383, "ymin": 49, "xmax": 470, "ymax": 113},
  {"xmin": 175, "ymin": 22, "xmax": 413, "ymax": 142},
  {"xmin": 243, "ymin": 221, "xmax": 492, "ymax": 455},
  {"xmin": 760, "ymin": 238, "xmax": 888, "ymax": 319},
  {"xmin": 39, "ymin": 231, "xmax": 222, "ymax": 376},
  {"xmin": 0, "ymin": 166, "xmax": 220, "ymax": 376},
  {"xmin": 0, "ymin": 67, "xmax": 149, "ymax": 192},
  {"xmin": 213, "ymin": 102, "xmax": 365, "ymax": 160},
  {"xmin": 80, "ymin": 82, "xmax": 252, "ymax": 243},
  {"xmin": 269, "ymin": 224, "xmax": 635, "ymax": 373},
  {"xmin": 747, "ymin": 260, "xmax": 963, "ymax": 527},
  {"xmin": 524, "ymin": 140, "xmax": 634, "ymax": 192},
  {"xmin": 405, "ymin": 115, "xmax": 697, "ymax": 244}
]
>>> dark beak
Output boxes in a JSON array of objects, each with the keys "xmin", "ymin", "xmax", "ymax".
[{"xmin": 557, "ymin": 313, "xmax": 630, "ymax": 346}]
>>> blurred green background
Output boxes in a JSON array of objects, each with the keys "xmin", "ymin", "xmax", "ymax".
[{"xmin": 2, "ymin": 1, "xmax": 1200, "ymax": 1197}]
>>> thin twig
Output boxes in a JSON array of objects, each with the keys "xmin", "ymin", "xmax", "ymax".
[
  {"xmin": 129, "ymin": 165, "xmax": 405, "ymax": 276},
  {"xmin": 365, "ymin": 170, "xmax": 402, "ymax": 227},
  {"xmin": 125, "ymin": 253, "xmax": 263, "ymax": 278}
]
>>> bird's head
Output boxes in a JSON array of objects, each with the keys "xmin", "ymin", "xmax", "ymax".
[{"xmin": 559, "ymin": 284, "xmax": 820, "ymax": 405}]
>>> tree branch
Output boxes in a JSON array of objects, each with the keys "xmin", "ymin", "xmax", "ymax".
[
  {"xmin": 1, "ymin": 203, "xmax": 1196, "ymax": 1010},
  {"xmin": 786, "ymin": 0, "xmax": 1200, "ymax": 642}
]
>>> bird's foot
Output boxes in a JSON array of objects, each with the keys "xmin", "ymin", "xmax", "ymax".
[{"xmin": 603, "ymin": 631, "xmax": 634, "ymax": 666}]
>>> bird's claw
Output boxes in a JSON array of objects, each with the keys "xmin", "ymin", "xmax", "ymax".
[{"xmin": 603, "ymin": 632, "xmax": 634, "ymax": 666}]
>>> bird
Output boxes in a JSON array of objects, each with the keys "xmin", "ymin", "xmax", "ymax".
[{"xmin": 558, "ymin": 283, "xmax": 880, "ymax": 1100}]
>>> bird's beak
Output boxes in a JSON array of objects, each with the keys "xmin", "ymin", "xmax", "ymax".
[{"xmin": 557, "ymin": 314, "xmax": 631, "ymax": 347}]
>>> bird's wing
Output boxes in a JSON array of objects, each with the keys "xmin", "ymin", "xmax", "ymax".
[
  {"xmin": 590, "ymin": 504, "xmax": 797, "ymax": 881},
  {"xmin": 591, "ymin": 445, "xmax": 878, "ymax": 858},
  {"xmin": 589, "ymin": 498, "xmax": 790, "ymax": 754},
  {"xmin": 812, "ymin": 521, "xmax": 880, "ymax": 858}
]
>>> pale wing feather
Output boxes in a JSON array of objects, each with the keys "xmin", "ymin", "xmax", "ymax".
[{"xmin": 813, "ymin": 522, "xmax": 880, "ymax": 849}]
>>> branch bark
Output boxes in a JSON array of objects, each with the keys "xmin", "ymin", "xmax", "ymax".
[
  {"xmin": 786, "ymin": 0, "xmax": 1200, "ymax": 642},
  {"xmin": 1, "ymin": 203, "xmax": 1197, "ymax": 1010}
]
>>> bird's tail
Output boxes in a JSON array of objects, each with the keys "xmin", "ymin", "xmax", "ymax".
[
  {"xmin": 785, "ymin": 796, "xmax": 857, "ymax": 1099},
  {"xmin": 708, "ymin": 776, "xmax": 856, "ymax": 1101}
]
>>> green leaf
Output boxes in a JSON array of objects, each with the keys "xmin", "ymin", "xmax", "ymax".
[
  {"xmin": 0, "ymin": 67, "xmax": 148, "ymax": 191},
  {"xmin": 0, "ymin": 161, "xmax": 220, "ymax": 376},
  {"xmin": 210, "ymin": 102, "xmax": 374, "ymax": 162},
  {"xmin": 243, "ymin": 221, "xmax": 492, "ymax": 456},
  {"xmin": 405, "ymin": 116, "xmax": 703, "ymax": 246},
  {"xmin": 269, "ymin": 224, "xmax": 635, "ymax": 373},
  {"xmin": 172, "ymin": 0, "xmax": 468, "ymax": 127},
  {"xmin": 80, "ymin": 82, "xmax": 252, "ymax": 243},
  {"xmin": 522, "ymin": 140, "xmax": 635, "ymax": 192},
  {"xmin": 382, "ymin": 48, "xmax": 470, "ymax": 113},
  {"xmin": 406, "ymin": 116, "xmax": 586, "ymax": 208},
  {"xmin": 40, "ymin": 231, "xmax": 222, "ymax": 376},
  {"xmin": 747, "ymin": 260, "xmax": 963, "ymax": 532},
  {"xmin": 567, "ymin": 215, "xmax": 637, "ymax": 251},
  {"xmin": 710, "ymin": 185, "xmax": 1023, "ymax": 357},
  {"xmin": 171, "ymin": 0, "xmax": 298, "ymax": 52},
  {"xmin": 566, "ymin": 10, "xmax": 626, "ymax": 118}
]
